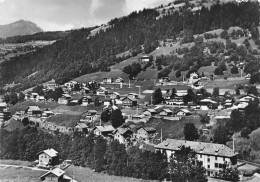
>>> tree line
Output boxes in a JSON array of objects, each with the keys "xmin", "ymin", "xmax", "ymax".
[{"xmin": 0, "ymin": 127, "xmax": 212, "ymax": 181}]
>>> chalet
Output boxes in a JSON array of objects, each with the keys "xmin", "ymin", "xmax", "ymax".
[
  {"xmin": 127, "ymin": 114, "xmax": 148, "ymax": 123},
  {"xmin": 0, "ymin": 109, "xmax": 11, "ymax": 122},
  {"xmin": 96, "ymin": 87, "xmax": 109, "ymax": 95},
  {"xmin": 37, "ymin": 148, "xmax": 59, "ymax": 167},
  {"xmin": 135, "ymin": 127, "xmax": 157, "ymax": 141},
  {"xmin": 31, "ymin": 93, "xmax": 39, "ymax": 100},
  {"xmin": 199, "ymin": 99, "xmax": 218, "ymax": 109},
  {"xmin": 26, "ymin": 106, "xmax": 42, "ymax": 116},
  {"xmin": 113, "ymin": 127, "xmax": 133, "ymax": 146},
  {"xmin": 64, "ymin": 80, "xmax": 78, "ymax": 88},
  {"xmin": 143, "ymin": 109, "xmax": 157, "ymax": 117},
  {"xmin": 93, "ymin": 125, "xmax": 115, "ymax": 137},
  {"xmin": 80, "ymin": 110, "xmax": 98, "ymax": 123},
  {"xmin": 239, "ymin": 95, "xmax": 257, "ymax": 103},
  {"xmin": 41, "ymin": 111, "xmax": 54, "ymax": 119},
  {"xmin": 69, "ymin": 95, "xmax": 82, "ymax": 105},
  {"xmin": 82, "ymin": 86, "xmax": 90, "ymax": 93},
  {"xmin": 165, "ymin": 98, "xmax": 183, "ymax": 105},
  {"xmin": 103, "ymin": 99, "xmax": 111, "ymax": 106},
  {"xmin": 114, "ymin": 77, "xmax": 124, "ymax": 83},
  {"xmin": 40, "ymin": 168, "xmax": 64, "ymax": 182},
  {"xmin": 121, "ymin": 96, "xmax": 137, "ymax": 107},
  {"xmin": 176, "ymin": 109, "xmax": 191, "ymax": 116},
  {"xmin": 159, "ymin": 77, "xmax": 170, "ymax": 83},
  {"xmin": 44, "ymin": 79, "xmax": 58, "ymax": 91},
  {"xmin": 102, "ymin": 77, "xmax": 114, "ymax": 84},
  {"xmin": 38, "ymin": 96, "xmax": 46, "ymax": 101},
  {"xmin": 128, "ymin": 93, "xmax": 139, "ymax": 99},
  {"xmin": 0, "ymin": 102, "xmax": 7, "ymax": 111},
  {"xmin": 110, "ymin": 92, "xmax": 120, "ymax": 99},
  {"xmin": 159, "ymin": 108, "xmax": 173, "ymax": 116},
  {"xmin": 140, "ymin": 55, "xmax": 150, "ymax": 63},
  {"xmin": 224, "ymin": 100, "xmax": 233, "ymax": 108},
  {"xmin": 155, "ymin": 139, "xmax": 237, "ymax": 177},
  {"xmin": 58, "ymin": 94, "xmax": 71, "ymax": 105},
  {"xmin": 74, "ymin": 122, "xmax": 88, "ymax": 133},
  {"xmin": 81, "ymin": 95, "xmax": 93, "ymax": 106}
]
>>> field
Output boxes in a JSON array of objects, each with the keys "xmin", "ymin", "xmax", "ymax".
[
  {"xmin": 146, "ymin": 115, "xmax": 203, "ymax": 142},
  {"xmin": 65, "ymin": 165, "xmax": 140, "ymax": 182},
  {"xmin": 9, "ymin": 100, "xmax": 60, "ymax": 114},
  {"xmin": 204, "ymin": 78, "xmax": 248, "ymax": 89}
]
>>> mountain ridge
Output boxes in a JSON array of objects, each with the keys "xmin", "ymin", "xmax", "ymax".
[{"xmin": 0, "ymin": 19, "xmax": 43, "ymax": 38}]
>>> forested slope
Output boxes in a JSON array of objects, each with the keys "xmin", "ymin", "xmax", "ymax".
[{"xmin": 0, "ymin": 1, "xmax": 259, "ymax": 90}]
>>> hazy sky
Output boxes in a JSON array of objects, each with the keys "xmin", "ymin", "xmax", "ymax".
[{"xmin": 0, "ymin": 0, "xmax": 171, "ymax": 31}]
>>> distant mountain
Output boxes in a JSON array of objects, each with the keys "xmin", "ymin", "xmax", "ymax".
[{"xmin": 0, "ymin": 20, "xmax": 43, "ymax": 38}]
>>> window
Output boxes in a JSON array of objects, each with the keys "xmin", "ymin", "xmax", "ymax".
[
  {"xmin": 223, "ymin": 157, "xmax": 225, "ymax": 161},
  {"xmin": 215, "ymin": 163, "xmax": 218, "ymax": 168},
  {"xmin": 208, "ymin": 165, "xmax": 210, "ymax": 169},
  {"xmin": 215, "ymin": 156, "xmax": 217, "ymax": 160},
  {"xmin": 200, "ymin": 154, "xmax": 202, "ymax": 158},
  {"xmin": 219, "ymin": 163, "xmax": 223, "ymax": 168},
  {"xmin": 207, "ymin": 158, "xmax": 210, "ymax": 162}
]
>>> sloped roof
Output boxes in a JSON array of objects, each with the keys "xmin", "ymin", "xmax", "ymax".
[
  {"xmin": 162, "ymin": 109, "xmax": 172, "ymax": 113},
  {"xmin": 76, "ymin": 123, "xmax": 88, "ymax": 128},
  {"xmin": 62, "ymin": 94, "xmax": 71, "ymax": 98},
  {"xmin": 94, "ymin": 125, "xmax": 115, "ymax": 132},
  {"xmin": 27, "ymin": 106, "xmax": 41, "ymax": 111},
  {"xmin": 114, "ymin": 127, "xmax": 132, "ymax": 135},
  {"xmin": 155, "ymin": 139, "xmax": 236, "ymax": 157},
  {"xmin": 40, "ymin": 168, "xmax": 65, "ymax": 178},
  {"xmin": 140, "ymin": 127, "xmax": 156, "ymax": 133},
  {"xmin": 0, "ymin": 102, "xmax": 7, "ymax": 107},
  {"xmin": 200, "ymin": 99, "xmax": 217, "ymax": 104},
  {"xmin": 145, "ymin": 109, "xmax": 157, "ymax": 113},
  {"xmin": 38, "ymin": 148, "xmax": 58, "ymax": 157},
  {"xmin": 122, "ymin": 96, "xmax": 137, "ymax": 102},
  {"xmin": 179, "ymin": 109, "xmax": 190, "ymax": 113}
]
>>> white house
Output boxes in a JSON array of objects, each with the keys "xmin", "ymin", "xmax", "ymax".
[
  {"xmin": 37, "ymin": 148, "xmax": 59, "ymax": 167},
  {"xmin": 155, "ymin": 139, "xmax": 237, "ymax": 177}
]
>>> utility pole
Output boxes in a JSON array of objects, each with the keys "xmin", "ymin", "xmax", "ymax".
[
  {"xmin": 161, "ymin": 129, "xmax": 163, "ymax": 142},
  {"xmin": 151, "ymin": 95, "xmax": 153, "ymax": 105},
  {"xmin": 128, "ymin": 79, "xmax": 131, "ymax": 88},
  {"xmin": 232, "ymin": 135, "xmax": 235, "ymax": 152}
]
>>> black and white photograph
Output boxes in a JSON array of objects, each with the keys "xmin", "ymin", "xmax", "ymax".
[{"xmin": 0, "ymin": 0, "xmax": 260, "ymax": 181}]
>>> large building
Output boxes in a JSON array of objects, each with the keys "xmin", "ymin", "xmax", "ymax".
[{"xmin": 155, "ymin": 139, "xmax": 237, "ymax": 177}]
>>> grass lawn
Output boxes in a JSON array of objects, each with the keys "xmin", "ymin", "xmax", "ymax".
[
  {"xmin": 65, "ymin": 165, "xmax": 140, "ymax": 182},
  {"xmin": 52, "ymin": 105, "xmax": 87, "ymax": 115},
  {"xmin": 204, "ymin": 79, "xmax": 248, "ymax": 89},
  {"xmin": 226, "ymin": 128, "xmax": 260, "ymax": 164},
  {"xmin": 9, "ymin": 100, "xmax": 60, "ymax": 114},
  {"xmin": 46, "ymin": 114, "xmax": 81, "ymax": 127},
  {"xmin": 4, "ymin": 118, "xmax": 25, "ymax": 131},
  {"xmin": 146, "ymin": 115, "xmax": 203, "ymax": 142},
  {"xmin": 0, "ymin": 167, "xmax": 45, "ymax": 182},
  {"xmin": 0, "ymin": 159, "xmax": 32, "ymax": 166}
]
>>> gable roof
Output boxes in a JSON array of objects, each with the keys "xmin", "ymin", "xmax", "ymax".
[
  {"xmin": 145, "ymin": 109, "xmax": 157, "ymax": 113},
  {"xmin": 200, "ymin": 99, "xmax": 217, "ymax": 104},
  {"xmin": 94, "ymin": 125, "xmax": 115, "ymax": 132},
  {"xmin": 178, "ymin": 109, "xmax": 190, "ymax": 113},
  {"xmin": 38, "ymin": 148, "xmax": 58, "ymax": 157},
  {"xmin": 161, "ymin": 108, "xmax": 172, "ymax": 113},
  {"xmin": 40, "ymin": 168, "xmax": 65, "ymax": 179},
  {"xmin": 138, "ymin": 126, "xmax": 156, "ymax": 133},
  {"xmin": 27, "ymin": 106, "xmax": 41, "ymax": 111},
  {"xmin": 155, "ymin": 139, "xmax": 236, "ymax": 157},
  {"xmin": 122, "ymin": 96, "xmax": 137, "ymax": 102},
  {"xmin": 76, "ymin": 123, "xmax": 88, "ymax": 128},
  {"xmin": 114, "ymin": 127, "xmax": 132, "ymax": 135},
  {"xmin": 0, "ymin": 102, "xmax": 7, "ymax": 107}
]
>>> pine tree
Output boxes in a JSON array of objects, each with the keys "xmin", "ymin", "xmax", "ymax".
[
  {"xmin": 110, "ymin": 108, "xmax": 124, "ymax": 128},
  {"xmin": 184, "ymin": 122, "xmax": 199, "ymax": 141},
  {"xmin": 153, "ymin": 88, "xmax": 163, "ymax": 104}
]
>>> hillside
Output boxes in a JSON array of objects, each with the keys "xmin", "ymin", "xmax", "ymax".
[
  {"xmin": 0, "ymin": 20, "xmax": 43, "ymax": 38},
  {"xmin": 0, "ymin": 0, "xmax": 259, "ymax": 91}
]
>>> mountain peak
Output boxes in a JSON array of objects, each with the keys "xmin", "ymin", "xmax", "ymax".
[{"xmin": 0, "ymin": 20, "xmax": 43, "ymax": 38}]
